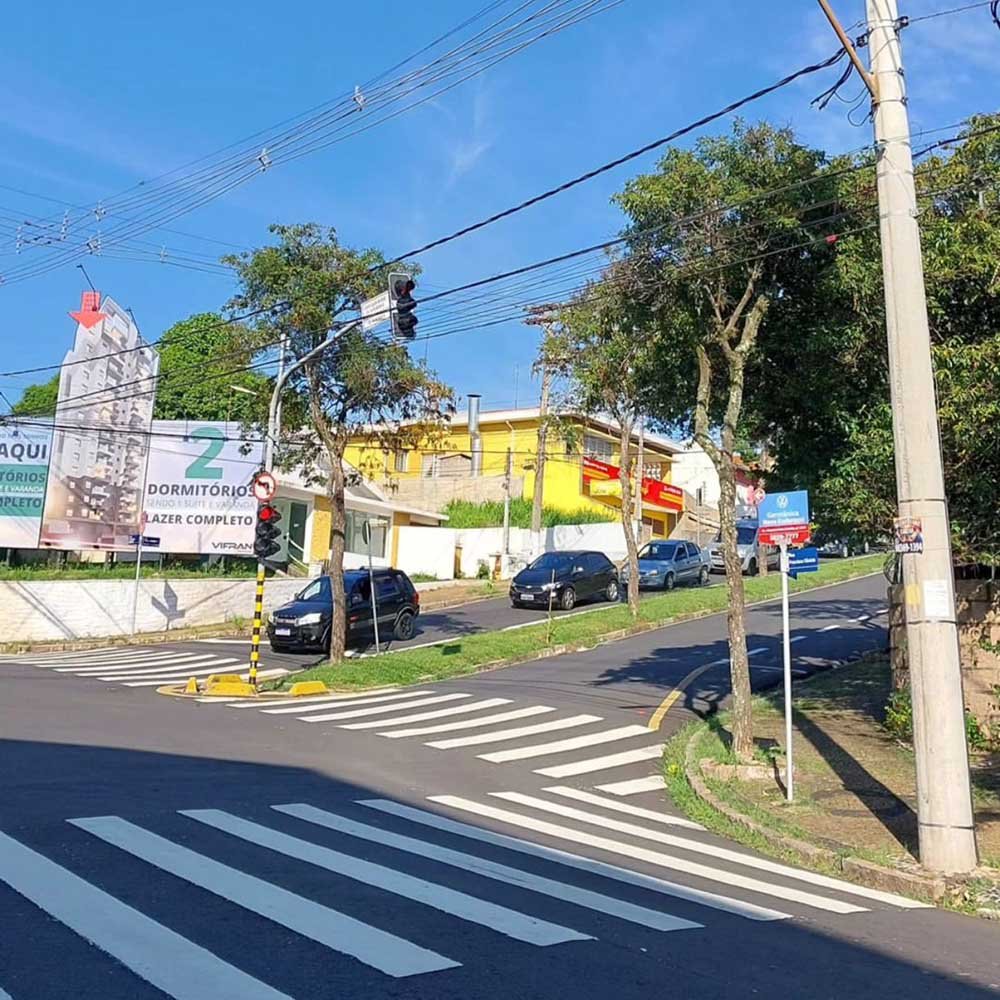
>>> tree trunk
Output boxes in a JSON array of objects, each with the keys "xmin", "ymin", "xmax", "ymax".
[
  {"xmin": 717, "ymin": 460, "xmax": 753, "ymax": 760},
  {"xmin": 619, "ymin": 419, "xmax": 640, "ymax": 618},
  {"xmin": 326, "ymin": 456, "xmax": 347, "ymax": 664}
]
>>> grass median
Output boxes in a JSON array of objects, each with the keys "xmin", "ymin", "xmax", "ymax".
[{"xmin": 274, "ymin": 553, "xmax": 886, "ymax": 692}]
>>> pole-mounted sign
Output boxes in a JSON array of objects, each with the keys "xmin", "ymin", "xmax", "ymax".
[{"xmin": 252, "ymin": 470, "xmax": 277, "ymax": 502}]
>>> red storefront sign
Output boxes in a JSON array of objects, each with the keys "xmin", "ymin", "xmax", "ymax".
[{"xmin": 582, "ymin": 456, "xmax": 684, "ymax": 513}]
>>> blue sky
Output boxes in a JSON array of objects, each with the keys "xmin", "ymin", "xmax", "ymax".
[{"xmin": 1, "ymin": 0, "xmax": 997, "ymax": 413}]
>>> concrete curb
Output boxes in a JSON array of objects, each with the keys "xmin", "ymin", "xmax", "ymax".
[{"xmin": 679, "ymin": 724, "xmax": 979, "ymax": 904}]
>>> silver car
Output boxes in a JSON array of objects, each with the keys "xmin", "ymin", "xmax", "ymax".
[
  {"xmin": 706, "ymin": 521, "xmax": 779, "ymax": 576},
  {"xmin": 620, "ymin": 540, "xmax": 711, "ymax": 590}
]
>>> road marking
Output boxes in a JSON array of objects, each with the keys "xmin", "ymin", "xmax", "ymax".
[
  {"xmin": 500, "ymin": 602, "xmax": 616, "ymax": 632},
  {"xmin": 478, "ymin": 725, "xmax": 651, "ymax": 764},
  {"xmin": 595, "ymin": 775, "xmax": 664, "ymax": 796},
  {"xmin": 647, "ymin": 663, "xmax": 716, "ymax": 731},
  {"xmin": 123, "ymin": 669, "xmax": 288, "ymax": 688},
  {"xmin": 70, "ymin": 815, "xmax": 457, "ymax": 977},
  {"xmin": 89, "ymin": 658, "xmax": 239, "ymax": 678},
  {"xmin": 0, "ymin": 830, "xmax": 293, "ymax": 1000},
  {"xmin": 34, "ymin": 650, "xmax": 169, "ymax": 666},
  {"xmin": 98, "ymin": 665, "xmax": 247, "ymax": 683},
  {"xmin": 427, "ymin": 714, "xmax": 602, "ymax": 750},
  {"xmin": 226, "ymin": 688, "xmax": 399, "ymax": 709},
  {"xmin": 488, "ymin": 792, "xmax": 928, "ymax": 909},
  {"xmin": 52, "ymin": 652, "xmax": 217, "ymax": 672},
  {"xmin": 13, "ymin": 646, "xmax": 121, "ymax": 660},
  {"xmin": 342, "ymin": 698, "xmax": 512, "ymax": 731},
  {"xmin": 534, "ymin": 744, "xmax": 664, "ymax": 778},
  {"xmin": 429, "ymin": 796, "xmax": 864, "ymax": 914},
  {"xmin": 261, "ymin": 690, "xmax": 433, "ymax": 715},
  {"xmin": 361, "ymin": 799, "xmax": 787, "ymax": 922},
  {"xmin": 382, "ymin": 705, "xmax": 555, "ymax": 739},
  {"xmin": 185, "ymin": 809, "xmax": 587, "ymax": 947},
  {"xmin": 542, "ymin": 787, "xmax": 704, "ymax": 830},
  {"xmin": 302, "ymin": 693, "xmax": 471, "ymax": 723},
  {"xmin": 276, "ymin": 803, "xmax": 699, "ymax": 933}
]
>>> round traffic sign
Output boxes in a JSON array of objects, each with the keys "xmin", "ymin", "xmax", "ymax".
[
  {"xmin": 753, "ymin": 486, "xmax": 766, "ymax": 505},
  {"xmin": 252, "ymin": 470, "xmax": 277, "ymax": 502}
]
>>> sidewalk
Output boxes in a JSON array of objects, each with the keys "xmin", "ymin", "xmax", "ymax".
[{"xmin": 668, "ymin": 656, "xmax": 1000, "ymax": 910}]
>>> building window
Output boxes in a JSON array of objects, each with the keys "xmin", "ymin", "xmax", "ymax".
[
  {"xmin": 393, "ymin": 450, "xmax": 409, "ymax": 473},
  {"xmin": 343, "ymin": 510, "xmax": 387, "ymax": 558},
  {"xmin": 583, "ymin": 434, "xmax": 614, "ymax": 462}
]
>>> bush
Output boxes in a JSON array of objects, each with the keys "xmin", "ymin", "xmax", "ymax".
[
  {"xmin": 884, "ymin": 687, "xmax": 993, "ymax": 750},
  {"xmin": 443, "ymin": 498, "xmax": 615, "ymax": 529}
]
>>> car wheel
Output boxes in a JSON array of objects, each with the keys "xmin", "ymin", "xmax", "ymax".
[
  {"xmin": 560, "ymin": 587, "xmax": 577, "ymax": 611},
  {"xmin": 605, "ymin": 579, "xmax": 619, "ymax": 603},
  {"xmin": 269, "ymin": 642, "xmax": 288, "ymax": 653},
  {"xmin": 698, "ymin": 566, "xmax": 710, "ymax": 586},
  {"xmin": 393, "ymin": 610, "xmax": 416, "ymax": 641},
  {"xmin": 747, "ymin": 558, "xmax": 759, "ymax": 577},
  {"xmin": 663, "ymin": 572, "xmax": 676, "ymax": 591},
  {"xmin": 510, "ymin": 599, "xmax": 522, "ymax": 609}
]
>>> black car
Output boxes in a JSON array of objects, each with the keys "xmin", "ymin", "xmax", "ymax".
[
  {"xmin": 509, "ymin": 550, "xmax": 619, "ymax": 611},
  {"xmin": 267, "ymin": 568, "xmax": 420, "ymax": 651}
]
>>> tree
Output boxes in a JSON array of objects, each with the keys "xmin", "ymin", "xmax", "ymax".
[
  {"xmin": 224, "ymin": 224, "xmax": 454, "ymax": 662},
  {"xmin": 616, "ymin": 121, "xmax": 832, "ymax": 759},
  {"xmin": 10, "ymin": 375, "xmax": 59, "ymax": 416},
  {"xmin": 542, "ymin": 262, "xmax": 658, "ymax": 617},
  {"xmin": 747, "ymin": 116, "xmax": 1000, "ymax": 568}
]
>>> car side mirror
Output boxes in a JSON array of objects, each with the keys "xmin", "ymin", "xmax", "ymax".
[{"xmin": 574, "ymin": 566, "xmax": 584, "ymax": 575}]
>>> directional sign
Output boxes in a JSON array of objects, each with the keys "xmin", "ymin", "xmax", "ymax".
[
  {"xmin": 753, "ymin": 486, "xmax": 766, "ymax": 506},
  {"xmin": 787, "ymin": 547, "xmax": 819, "ymax": 578},
  {"xmin": 252, "ymin": 470, "xmax": 277, "ymax": 502},
  {"xmin": 758, "ymin": 489, "xmax": 810, "ymax": 545},
  {"xmin": 129, "ymin": 534, "xmax": 161, "ymax": 547}
]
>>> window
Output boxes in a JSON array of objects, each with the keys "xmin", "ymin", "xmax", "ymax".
[
  {"xmin": 688, "ymin": 543, "xmax": 700, "ymax": 555},
  {"xmin": 394, "ymin": 450, "xmax": 409, "ymax": 473},
  {"xmin": 583, "ymin": 434, "xmax": 614, "ymax": 461},
  {"xmin": 343, "ymin": 510, "xmax": 387, "ymax": 557},
  {"xmin": 530, "ymin": 552, "xmax": 573, "ymax": 571},
  {"xmin": 674, "ymin": 543, "xmax": 688, "ymax": 560},
  {"xmin": 641, "ymin": 542, "xmax": 679, "ymax": 561},
  {"xmin": 376, "ymin": 576, "xmax": 400, "ymax": 601},
  {"xmin": 295, "ymin": 577, "xmax": 329, "ymax": 602}
]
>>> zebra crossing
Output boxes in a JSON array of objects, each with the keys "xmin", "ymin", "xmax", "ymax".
[
  {"xmin": 207, "ymin": 685, "xmax": 675, "ymax": 787},
  {"xmin": 1, "ymin": 645, "xmax": 290, "ymax": 687},
  {"xmin": 0, "ymin": 787, "xmax": 927, "ymax": 999}
]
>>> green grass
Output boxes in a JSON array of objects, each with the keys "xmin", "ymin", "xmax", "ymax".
[
  {"xmin": 442, "ymin": 498, "xmax": 615, "ymax": 529},
  {"xmin": 0, "ymin": 560, "xmax": 259, "ymax": 580},
  {"xmin": 276, "ymin": 553, "xmax": 884, "ymax": 691}
]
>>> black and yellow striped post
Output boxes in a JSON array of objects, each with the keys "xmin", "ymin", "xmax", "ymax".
[{"xmin": 248, "ymin": 562, "xmax": 266, "ymax": 688}]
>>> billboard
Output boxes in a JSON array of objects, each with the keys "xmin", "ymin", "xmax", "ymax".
[
  {"xmin": 143, "ymin": 421, "xmax": 264, "ymax": 555},
  {"xmin": 39, "ymin": 292, "xmax": 159, "ymax": 550},
  {"xmin": 582, "ymin": 455, "xmax": 684, "ymax": 512},
  {"xmin": 0, "ymin": 422, "xmax": 53, "ymax": 547}
]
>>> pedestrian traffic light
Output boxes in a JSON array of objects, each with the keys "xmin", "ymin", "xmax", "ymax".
[
  {"xmin": 254, "ymin": 503, "xmax": 283, "ymax": 561},
  {"xmin": 389, "ymin": 273, "xmax": 418, "ymax": 340}
]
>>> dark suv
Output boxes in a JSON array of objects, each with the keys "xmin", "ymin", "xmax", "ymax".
[
  {"xmin": 267, "ymin": 568, "xmax": 420, "ymax": 651},
  {"xmin": 509, "ymin": 550, "xmax": 619, "ymax": 611}
]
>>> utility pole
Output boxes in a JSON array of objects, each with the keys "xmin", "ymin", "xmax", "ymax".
[
  {"xmin": 502, "ymin": 421, "xmax": 515, "ymax": 574},
  {"xmin": 634, "ymin": 417, "xmax": 645, "ymax": 544},
  {"xmin": 525, "ymin": 303, "xmax": 561, "ymax": 554},
  {"xmin": 818, "ymin": 0, "xmax": 977, "ymax": 872}
]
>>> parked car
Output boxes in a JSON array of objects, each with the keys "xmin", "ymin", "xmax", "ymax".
[
  {"xmin": 705, "ymin": 519, "xmax": 780, "ymax": 576},
  {"xmin": 816, "ymin": 534, "xmax": 871, "ymax": 559},
  {"xmin": 509, "ymin": 550, "xmax": 619, "ymax": 611},
  {"xmin": 267, "ymin": 568, "xmax": 420, "ymax": 651},
  {"xmin": 620, "ymin": 539, "xmax": 711, "ymax": 590}
]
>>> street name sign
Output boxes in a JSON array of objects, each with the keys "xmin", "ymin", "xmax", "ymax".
[{"xmin": 787, "ymin": 547, "xmax": 819, "ymax": 578}]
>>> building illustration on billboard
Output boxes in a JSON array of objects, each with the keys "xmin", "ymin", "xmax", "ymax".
[{"xmin": 39, "ymin": 291, "xmax": 159, "ymax": 550}]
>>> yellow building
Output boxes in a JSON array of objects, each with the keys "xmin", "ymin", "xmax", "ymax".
[{"xmin": 344, "ymin": 405, "xmax": 684, "ymax": 538}]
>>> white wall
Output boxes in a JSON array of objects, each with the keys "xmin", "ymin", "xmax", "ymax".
[
  {"xmin": 1, "ymin": 578, "xmax": 305, "ymax": 643},
  {"xmin": 671, "ymin": 445, "xmax": 720, "ymax": 508},
  {"xmin": 394, "ymin": 521, "xmax": 633, "ymax": 580}
]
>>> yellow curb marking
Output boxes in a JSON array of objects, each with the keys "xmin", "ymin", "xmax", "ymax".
[{"xmin": 648, "ymin": 663, "xmax": 716, "ymax": 731}]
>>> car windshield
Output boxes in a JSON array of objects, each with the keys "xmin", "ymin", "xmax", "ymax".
[
  {"xmin": 714, "ymin": 526, "xmax": 758, "ymax": 546},
  {"xmin": 639, "ymin": 542, "xmax": 679, "ymax": 561},
  {"xmin": 295, "ymin": 578, "xmax": 325, "ymax": 601},
  {"xmin": 529, "ymin": 553, "xmax": 573, "ymax": 571}
]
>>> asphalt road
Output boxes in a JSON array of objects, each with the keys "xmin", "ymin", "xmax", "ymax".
[{"xmin": 1, "ymin": 573, "xmax": 998, "ymax": 998}]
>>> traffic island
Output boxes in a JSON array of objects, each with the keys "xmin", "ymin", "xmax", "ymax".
[{"xmin": 662, "ymin": 655, "xmax": 1000, "ymax": 914}]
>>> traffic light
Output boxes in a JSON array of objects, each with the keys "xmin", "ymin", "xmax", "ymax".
[
  {"xmin": 389, "ymin": 273, "xmax": 418, "ymax": 340},
  {"xmin": 254, "ymin": 503, "xmax": 283, "ymax": 561}
]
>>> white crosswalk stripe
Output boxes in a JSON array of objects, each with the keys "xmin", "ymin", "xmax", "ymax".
[
  {"xmin": 542, "ymin": 787, "xmax": 704, "ymax": 830},
  {"xmin": 0, "ymin": 830, "xmax": 293, "ymax": 999},
  {"xmin": 122, "ymin": 669, "xmax": 288, "ymax": 688},
  {"xmin": 63, "ymin": 654, "xmax": 230, "ymax": 674},
  {"xmin": 426, "ymin": 714, "xmax": 602, "ymax": 750},
  {"xmin": 228, "ymin": 687, "xmax": 399, "ymax": 709},
  {"xmin": 90, "ymin": 658, "xmax": 241, "ymax": 679},
  {"xmin": 380, "ymin": 704, "xmax": 555, "ymax": 739},
  {"xmin": 70, "ymin": 815, "xmax": 457, "ymax": 978},
  {"xmin": 301, "ymin": 693, "xmax": 471, "ymax": 723},
  {"xmin": 184, "ymin": 809, "xmax": 590, "ymax": 946},
  {"xmin": 261, "ymin": 690, "xmax": 436, "ymax": 715},
  {"xmin": 478, "ymin": 724, "xmax": 653, "ymax": 764},
  {"xmin": 595, "ymin": 775, "xmax": 664, "ymax": 797},
  {"xmin": 341, "ymin": 698, "xmax": 513, "ymax": 731},
  {"xmin": 533, "ymin": 743, "xmax": 665, "ymax": 778}
]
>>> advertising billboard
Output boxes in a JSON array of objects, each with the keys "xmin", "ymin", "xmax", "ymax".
[
  {"xmin": 0, "ymin": 422, "xmax": 53, "ymax": 548},
  {"xmin": 143, "ymin": 421, "xmax": 264, "ymax": 555},
  {"xmin": 582, "ymin": 455, "xmax": 684, "ymax": 512},
  {"xmin": 39, "ymin": 292, "xmax": 159, "ymax": 551}
]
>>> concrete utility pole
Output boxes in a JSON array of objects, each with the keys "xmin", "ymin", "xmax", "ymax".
[
  {"xmin": 827, "ymin": 0, "xmax": 977, "ymax": 872},
  {"xmin": 634, "ymin": 417, "xmax": 645, "ymax": 543},
  {"xmin": 525, "ymin": 303, "xmax": 561, "ymax": 553}
]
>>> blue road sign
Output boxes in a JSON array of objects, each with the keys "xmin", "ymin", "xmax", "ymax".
[
  {"xmin": 788, "ymin": 547, "xmax": 819, "ymax": 578},
  {"xmin": 130, "ymin": 534, "xmax": 161, "ymax": 547},
  {"xmin": 757, "ymin": 490, "xmax": 810, "ymax": 531}
]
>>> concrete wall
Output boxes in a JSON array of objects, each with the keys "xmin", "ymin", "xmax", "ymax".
[
  {"xmin": 387, "ymin": 474, "xmax": 520, "ymax": 513},
  {"xmin": 889, "ymin": 580, "xmax": 1000, "ymax": 736},
  {"xmin": 1, "ymin": 577, "xmax": 305, "ymax": 643},
  {"xmin": 395, "ymin": 521, "xmax": 636, "ymax": 581}
]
